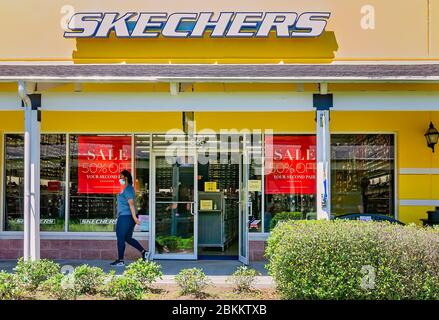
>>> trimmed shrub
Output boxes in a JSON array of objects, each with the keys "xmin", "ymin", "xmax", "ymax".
[
  {"xmin": 175, "ymin": 268, "xmax": 211, "ymax": 297},
  {"xmin": 40, "ymin": 273, "xmax": 77, "ymax": 300},
  {"xmin": 106, "ymin": 275, "xmax": 143, "ymax": 300},
  {"xmin": 13, "ymin": 258, "xmax": 60, "ymax": 291},
  {"xmin": 124, "ymin": 259, "xmax": 163, "ymax": 291},
  {"xmin": 0, "ymin": 271, "xmax": 24, "ymax": 300},
  {"xmin": 227, "ymin": 266, "xmax": 260, "ymax": 292},
  {"xmin": 72, "ymin": 265, "xmax": 105, "ymax": 295},
  {"xmin": 266, "ymin": 220, "xmax": 439, "ymax": 300}
]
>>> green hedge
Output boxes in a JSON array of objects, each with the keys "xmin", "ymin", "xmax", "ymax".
[{"xmin": 266, "ymin": 220, "xmax": 439, "ymax": 300}]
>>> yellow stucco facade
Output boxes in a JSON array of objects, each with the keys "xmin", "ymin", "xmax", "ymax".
[
  {"xmin": 0, "ymin": 106, "xmax": 438, "ymax": 225},
  {"xmin": 0, "ymin": 1, "xmax": 438, "ymax": 229},
  {"xmin": 0, "ymin": 0, "xmax": 438, "ymax": 62}
]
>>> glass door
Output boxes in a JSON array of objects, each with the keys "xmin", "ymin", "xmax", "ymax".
[
  {"xmin": 151, "ymin": 154, "xmax": 198, "ymax": 260},
  {"xmin": 239, "ymin": 146, "xmax": 250, "ymax": 265}
]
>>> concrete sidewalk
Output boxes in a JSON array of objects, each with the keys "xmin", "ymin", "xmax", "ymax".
[{"xmin": 0, "ymin": 259, "xmax": 274, "ymax": 288}]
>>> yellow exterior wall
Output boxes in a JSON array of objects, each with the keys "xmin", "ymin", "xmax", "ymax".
[
  {"xmin": 196, "ymin": 112, "xmax": 315, "ymax": 132},
  {"xmin": 0, "ymin": 0, "xmax": 437, "ymax": 62},
  {"xmin": 398, "ymin": 206, "xmax": 432, "ymax": 226},
  {"xmin": 333, "ymin": 111, "xmax": 439, "ymax": 225},
  {"xmin": 431, "ymin": 175, "xmax": 439, "ymax": 198},
  {"xmin": 1, "ymin": 110, "xmax": 438, "ymax": 226},
  {"xmin": 0, "ymin": 111, "xmax": 24, "ymax": 131},
  {"xmin": 197, "ymin": 111, "xmax": 439, "ymax": 225},
  {"xmin": 431, "ymin": 0, "xmax": 439, "ymax": 57},
  {"xmin": 0, "ymin": 83, "xmax": 16, "ymax": 92},
  {"xmin": 0, "ymin": 1, "xmax": 436, "ymax": 234},
  {"xmin": 41, "ymin": 112, "xmax": 182, "ymax": 133},
  {"xmin": 0, "ymin": 111, "xmax": 182, "ymax": 133},
  {"xmin": 331, "ymin": 112, "xmax": 437, "ymax": 169}
]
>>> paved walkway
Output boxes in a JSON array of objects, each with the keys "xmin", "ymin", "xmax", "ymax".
[{"xmin": 0, "ymin": 259, "xmax": 274, "ymax": 288}]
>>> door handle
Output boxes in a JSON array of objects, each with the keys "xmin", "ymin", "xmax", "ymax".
[{"xmin": 247, "ymin": 202, "xmax": 253, "ymax": 219}]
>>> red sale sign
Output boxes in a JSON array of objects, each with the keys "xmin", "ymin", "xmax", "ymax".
[
  {"xmin": 265, "ymin": 135, "xmax": 316, "ymax": 195},
  {"xmin": 78, "ymin": 136, "xmax": 132, "ymax": 194}
]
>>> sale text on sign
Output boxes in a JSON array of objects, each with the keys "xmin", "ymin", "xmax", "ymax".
[
  {"xmin": 78, "ymin": 136, "xmax": 132, "ymax": 194},
  {"xmin": 265, "ymin": 135, "xmax": 316, "ymax": 195}
]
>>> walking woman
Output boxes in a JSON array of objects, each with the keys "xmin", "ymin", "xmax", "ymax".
[{"xmin": 110, "ymin": 170, "xmax": 149, "ymax": 266}]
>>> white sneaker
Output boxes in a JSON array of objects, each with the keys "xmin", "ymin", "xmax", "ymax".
[{"xmin": 142, "ymin": 251, "xmax": 151, "ymax": 262}]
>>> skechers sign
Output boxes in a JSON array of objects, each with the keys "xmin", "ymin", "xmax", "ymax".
[{"xmin": 64, "ymin": 12, "xmax": 331, "ymax": 39}]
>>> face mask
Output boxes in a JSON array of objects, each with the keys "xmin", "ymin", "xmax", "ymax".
[{"xmin": 119, "ymin": 179, "xmax": 126, "ymax": 186}]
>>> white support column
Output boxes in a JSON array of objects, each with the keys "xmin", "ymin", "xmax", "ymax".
[
  {"xmin": 314, "ymin": 93, "xmax": 333, "ymax": 220},
  {"xmin": 316, "ymin": 110, "xmax": 331, "ymax": 219},
  {"xmin": 29, "ymin": 107, "xmax": 41, "ymax": 260},
  {"xmin": 19, "ymin": 81, "xmax": 41, "ymax": 261},
  {"xmin": 23, "ymin": 105, "xmax": 31, "ymax": 260}
]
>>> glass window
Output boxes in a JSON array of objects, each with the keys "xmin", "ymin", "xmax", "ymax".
[
  {"xmin": 4, "ymin": 134, "xmax": 67, "ymax": 231},
  {"xmin": 40, "ymin": 135, "xmax": 67, "ymax": 231},
  {"xmin": 264, "ymin": 135, "xmax": 317, "ymax": 232},
  {"xmin": 248, "ymin": 151, "xmax": 263, "ymax": 232},
  {"xmin": 4, "ymin": 134, "xmax": 24, "ymax": 231},
  {"xmin": 246, "ymin": 133, "xmax": 263, "ymax": 233},
  {"xmin": 68, "ymin": 135, "xmax": 132, "ymax": 232},
  {"xmin": 331, "ymin": 134, "xmax": 395, "ymax": 217}
]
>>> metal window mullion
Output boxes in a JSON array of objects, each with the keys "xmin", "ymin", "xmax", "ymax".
[
  {"xmin": 238, "ymin": 150, "xmax": 244, "ymax": 257},
  {"xmin": 193, "ymin": 143, "xmax": 198, "ymax": 258},
  {"xmin": 64, "ymin": 134, "xmax": 70, "ymax": 233},
  {"xmin": 149, "ymin": 135, "xmax": 154, "ymax": 255},
  {"xmin": 131, "ymin": 133, "xmax": 135, "ymax": 186},
  {"xmin": 0, "ymin": 133, "xmax": 5, "ymax": 232},
  {"xmin": 261, "ymin": 132, "xmax": 265, "ymax": 233},
  {"xmin": 393, "ymin": 133, "xmax": 398, "ymax": 220},
  {"xmin": 149, "ymin": 133, "xmax": 153, "ymax": 253}
]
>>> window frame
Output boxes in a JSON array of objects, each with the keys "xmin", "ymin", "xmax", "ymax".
[
  {"xmin": 261, "ymin": 131, "xmax": 398, "ymax": 229},
  {"xmin": 1, "ymin": 131, "xmax": 153, "ymax": 234},
  {"xmin": 330, "ymin": 132, "xmax": 398, "ymax": 220},
  {"xmin": 1, "ymin": 131, "xmax": 398, "ymax": 233},
  {"xmin": 263, "ymin": 132, "xmax": 318, "ymax": 231}
]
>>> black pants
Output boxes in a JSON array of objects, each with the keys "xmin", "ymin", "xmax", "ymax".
[{"xmin": 116, "ymin": 215, "xmax": 144, "ymax": 260}]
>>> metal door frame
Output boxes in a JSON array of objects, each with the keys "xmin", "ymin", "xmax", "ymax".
[
  {"xmin": 150, "ymin": 152, "xmax": 198, "ymax": 260},
  {"xmin": 239, "ymin": 139, "xmax": 250, "ymax": 265}
]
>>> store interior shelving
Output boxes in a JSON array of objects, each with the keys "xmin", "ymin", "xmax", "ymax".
[{"xmin": 331, "ymin": 134, "xmax": 394, "ymax": 216}]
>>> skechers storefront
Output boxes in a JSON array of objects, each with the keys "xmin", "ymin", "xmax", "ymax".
[{"xmin": 0, "ymin": 0, "xmax": 439, "ymax": 262}]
